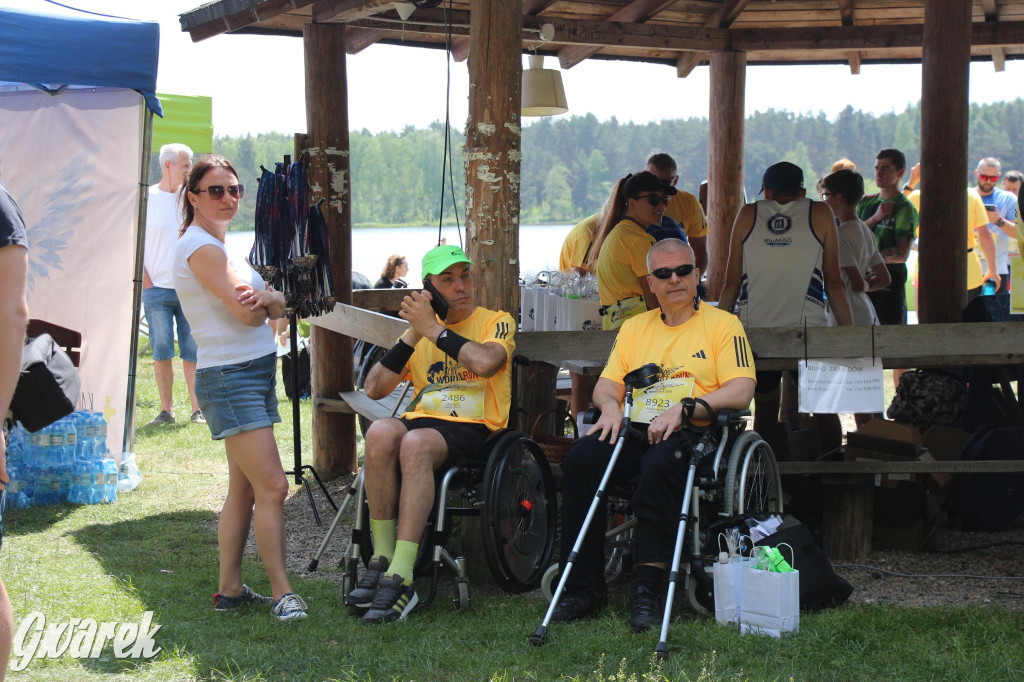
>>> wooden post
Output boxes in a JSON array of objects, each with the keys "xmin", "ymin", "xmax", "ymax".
[
  {"xmin": 706, "ymin": 51, "xmax": 746, "ymax": 299},
  {"xmin": 465, "ymin": 0, "xmax": 521, "ymax": 315},
  {"xmin": 820, "ymin": 474, "xmax": 874, "ymax": 562},
  {"xmin": 918, "ymin": 0, "xmax": 972, "ymax": 324},
  {"xmin": 304, "ymin": 23, "xmax": 356, "ymax": 477}
]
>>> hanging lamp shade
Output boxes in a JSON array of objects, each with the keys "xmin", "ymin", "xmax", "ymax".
[{"xmin": 521, "ymin": 55, "xmax": 568, "ymax": 117}]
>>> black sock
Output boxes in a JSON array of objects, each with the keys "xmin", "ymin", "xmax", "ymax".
[{"xmin": 635, "ymin": 565, "xmax": 665, "ymax": 593}]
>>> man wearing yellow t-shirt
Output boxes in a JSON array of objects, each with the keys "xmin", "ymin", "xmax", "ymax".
[
  {"xmin": 550, "ymin": 238, "xmax": 756, "ymax": 634},
  {"xmin": 353, "ymin": 245, "xmax": 516, "ymax": 623},
  {"xmin": 646, "ymin": 153, "xmax": 709, "ymax": 272},
  {"xmin": 560, "ymin": 213, "xmax": 599, "ymax": 274}
]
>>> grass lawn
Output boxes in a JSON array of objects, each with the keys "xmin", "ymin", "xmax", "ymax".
[{"xmin": 4, "ymin": 354, "xmax": 1023, "ymax": 681}]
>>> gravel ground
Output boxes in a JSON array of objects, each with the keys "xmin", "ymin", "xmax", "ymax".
[{"xmin": 273, "ymin": 471, "xmax": 1024, "ymax": 610}]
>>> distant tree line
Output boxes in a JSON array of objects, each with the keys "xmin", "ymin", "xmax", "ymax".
[{"xmin": 204, "ymin": 98, "xmax": 1024, "ymax": 232}]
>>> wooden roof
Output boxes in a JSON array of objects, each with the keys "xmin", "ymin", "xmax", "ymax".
[{"xmin": 180, "ymin": 1, "xmax": 1024, "ymax": 74}]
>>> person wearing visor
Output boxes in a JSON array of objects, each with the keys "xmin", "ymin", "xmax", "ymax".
[
  {"xmin": 352, "ymin": 245, "xmax": 516, "ymax": 624},
  {"xmin": 588, "ymin": 171, "xmax": 676, "ymax": 330},
  {"xmin": 551, "ymin": 238, "xmax": 756, "ymax": 633},
  {"xmin": 719, "ymin": 161, "xmax": 852, "ymax": 449}
]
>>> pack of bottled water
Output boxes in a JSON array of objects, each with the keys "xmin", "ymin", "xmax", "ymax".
[{"xmin": 5, "ymin": 410, "xmax": 120, "ymax": 509}]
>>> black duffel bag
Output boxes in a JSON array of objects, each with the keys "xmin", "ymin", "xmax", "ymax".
[{"xmin": 10, "ymin": 334, "xmax": 80, "ymax": 432}]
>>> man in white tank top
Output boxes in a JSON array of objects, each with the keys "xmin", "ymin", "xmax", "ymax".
[{"xmin": 719, "ymin": 162, "xmax": 852, "ymax": 446}]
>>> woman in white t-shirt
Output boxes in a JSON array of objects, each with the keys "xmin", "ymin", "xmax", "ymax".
[
  {"xmin": 820, "ymin": 169, "xmax": 891, "ymax": 326},
  {"xmin": 173, "ymin": 155, "xmax": 307, "ymax": 622}
]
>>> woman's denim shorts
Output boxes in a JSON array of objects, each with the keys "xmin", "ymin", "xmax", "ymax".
[{"xmin": 195, "ymin": 353, "xmax": 281, "ymax": 440}]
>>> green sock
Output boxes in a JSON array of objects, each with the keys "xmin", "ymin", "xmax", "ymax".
[
  {"xmin": 370, "ymin": 519, "xmax": 397, "ymax": 562},
  {"xmin": 389, "ymin": 540, "xmax": 419, "ymax": 586}
]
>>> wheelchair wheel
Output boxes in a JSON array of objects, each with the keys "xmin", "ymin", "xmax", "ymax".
[
  {"xmin": 723, "ymin": 431, "xmax": 784, "ymax": 516},
  {"xmin": 481, "ymin": 433, "xmax": 557, "ymax": 592}
]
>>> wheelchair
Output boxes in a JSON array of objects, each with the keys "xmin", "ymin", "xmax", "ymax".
[
  {"xmin": 540, "ymin": 407, "xmax": 783, "ymax": 615},
  {"xmin": 340, "ymin": 427, "xmax": 558, "ymax": 611}
]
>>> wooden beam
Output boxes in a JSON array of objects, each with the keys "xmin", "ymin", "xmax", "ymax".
[
  {"xmin": 676, "ymin": 51, "xmax": 705, "ymax": 77},
  {"xmin": 918, "ymin": 0, "xmax": 972, "ymax": 324},
  {"xmin": 312, "ymin": 0, "xmax": 392, "ymax": 23},
  {"xmin": 731, "ymin": 21, "xmax": 1024, "ymax": 52},
  {"xmin": 706, "ymin": 51, "xmax": 746, "ymax": 299},
  {"xmin": 450, "ymin": 0, "xmax": 555, "ymax": 65},
  {"xmin": 992, "ymin": 45, "xmax": 1007, "ymax": 71},
  {"xmin": 182, "ymin": 0, "xmax": 304, "ymax": 42},
  {"xmin": 466, "ymin": 0, "xmax": 522, "ymax": 316},
  {"xmin": 848, "ymin": 50, "xmax": 861, "ymax": 74},
  {"xmin": 837, "ymin": 0, "xmax": 855, "ymax": 27},
  {"xmin": 707, "ymin": 0, "xmax": 751, "ymax": 29},
  {"xmin": 317, "ymin": 303, "xmax": 1024, "ymax": 369},
  {"xmin": 304, "ymin": 23, "xmax": 357, "ymax": 477},
  {"xmin": 344, "ymin": 27, "xmax": 385, "ymax": 54},
  {"xmin": 982, "ymin": 0, "xmax": 998, "ymax": 22},
  {"xmin": 557, "ymin": 0, "xmax": 679, "ymax": 69}
]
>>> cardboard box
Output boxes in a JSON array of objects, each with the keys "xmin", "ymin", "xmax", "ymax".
[
  {"xmin": 920, "ymin": 425, "xmax": 970, "ymax": 462},
  {"xmin": 845, "ymin": 418, "xmax": 925, "ymax": 487}
]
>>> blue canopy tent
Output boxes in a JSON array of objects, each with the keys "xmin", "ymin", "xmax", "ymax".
[{"xmin": 0, "ymin": 6, "xmax": 162, "ymax": 454}]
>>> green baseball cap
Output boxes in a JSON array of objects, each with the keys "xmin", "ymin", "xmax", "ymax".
[{"xmin": 422, "ymin": 244, "xmax": 473, "ymax": 276}]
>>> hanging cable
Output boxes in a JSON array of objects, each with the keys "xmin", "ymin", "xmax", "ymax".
[{"xmin": 434, "ymin": 0, "xmax": 463, "ymax": 249}]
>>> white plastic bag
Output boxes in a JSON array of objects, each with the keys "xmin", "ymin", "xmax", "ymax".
[
  {"xmin": 739, "ymin": 565, "xmax": 799, "ymax": 637},
  {"xmin": 117, "ymin": 451, "xmax": 142, "ymax": 493},
  {"xmin": 713, "ymin": 558, "xmax": 748, "ymax": 625}
]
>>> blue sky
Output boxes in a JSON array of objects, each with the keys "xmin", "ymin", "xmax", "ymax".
[{"xmin": 8, "ymin": 0, "xmax": 1024, "ymax": 137}]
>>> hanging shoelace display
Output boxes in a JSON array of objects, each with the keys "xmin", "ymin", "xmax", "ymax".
[{"xmin": 250, "ymin": 158, "xmax": 335, "ymax": 317}]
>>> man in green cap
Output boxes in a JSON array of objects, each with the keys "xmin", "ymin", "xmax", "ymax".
[{"xmin": 349, "ymin": 244, "xmax": 516, "ymax": 624}]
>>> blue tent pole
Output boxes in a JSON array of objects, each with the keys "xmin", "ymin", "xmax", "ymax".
[{"xmin": 123, "ymin": 106, "xmax": 154, "ymax": 455}]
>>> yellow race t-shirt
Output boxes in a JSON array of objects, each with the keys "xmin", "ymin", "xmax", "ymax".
[
  {"xmin": 399, "ymin": 307, "xmax": 516, "ymax": 431},
  {"xmin": 601, "ymin": 306, "xmax": 756, "ymax": 425},
  {"xmin": 663, "ymin": 190, "xmax": 708, "ymax": 238},
  {"xmin": 909, "ymin": 189, "xmax": 989, "ymax": 289},
  {"xmin": 560, "ymin": 213, "xmax": 599, "ymax": 271},
  {"xmin": 596, "ymin": 218, "xmax": 656, "ymax": 307}
]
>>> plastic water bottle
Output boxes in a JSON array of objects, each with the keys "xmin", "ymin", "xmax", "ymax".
[
  {"xmin": 88, "ymin": 460, "xmax": 104, "ymax": 504},
  {"xmin": 983, "ymin": 279, "xmax": 997, "ymax": 296},
  {"xmin": 118, "ymin": 452, "xmax": 142, "ymax": 493},
  {"xmin": 33, "ymin": 466, "xmax": 56, "ymax": 506},
  {"xmin": 92, "ymin": 412, "xmax": 109, "ymax": 457},
  {"xmin": 61, "ymin": 418, "xmax": 77, "ymax": 466},
  {"xmin": 5, "ymin": 465, "xmax": 31, "ymax": 510},
  {"xmin": 100, "ymin": 459, "xmax": 118, "ymax": 503},
  {"xmin": 68, "ymin": 462, "xmax": 89, "ymax": 504}
]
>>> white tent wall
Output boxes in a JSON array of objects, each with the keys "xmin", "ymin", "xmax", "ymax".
[{"xmin": 0, "ymin": 87, "xmax": 146, "ymax": 456}]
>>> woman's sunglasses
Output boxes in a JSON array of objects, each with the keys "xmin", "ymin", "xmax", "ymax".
[
  {"xmin": 635, "ymin": 193, "xmax": 669, "ymax": 207},
  {"xmin": 651, "ymin": 264, "xmax": 696, "ymax": 279},
  {"xmin": 194, "ymin": 184, "xmax": 245, "ymax": 200}
]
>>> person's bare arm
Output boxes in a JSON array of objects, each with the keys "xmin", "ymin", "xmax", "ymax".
[
  {"xmin": 585, "ymin": 378, "xmax": 627, "ymax": 443},
  {"xmin": 0, "ymin": 245, "xmax": 29, "ymax": 481},
  {"xmin": 843, "ymin": 265, "xmax": 866, "ymax": 293},
  {"xmin": 188, "ymin": 245, "xmax": 284, "ymax": 326},
  {"xmin": 717, "ymin": 204, "xmax": 755, "ymax": 313},
  {"xmin": 689, "ymin": 236, "xmax": 709, "ymax": 273},
  {"xmin": 814, "ymin": 202, "xmax": 854, "ymax": 326},
  {"xmin": 865, "ymin": 262, "xmax": 891, "ymax": 292},
  {"xmin": 880, "ymin": 235, "xmax": 911, "ymax": 264},
  {"xmin": 142, "ymin": 268, "xmax": 153, "ymax": 289},
  {"xmin": 975, "ymin": 224, "xmax": 1000, "ymax": 289}
]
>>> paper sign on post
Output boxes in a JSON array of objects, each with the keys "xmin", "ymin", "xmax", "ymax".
[
  {"xmin": 798, "ymin": 358, "xmax": 885, "ymax": 414},
  {"xmin": 1012, "ymin": 256, "xmax": 1024, "ymax": 315}
]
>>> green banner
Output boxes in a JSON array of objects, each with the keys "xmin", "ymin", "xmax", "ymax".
[{"xmin": 152, "ymin": 92, "xmax": 213, "ymax": 154}]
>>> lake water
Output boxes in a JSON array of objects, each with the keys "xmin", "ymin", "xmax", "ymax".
[{"xmin": 225, "ymin": 223, "xmax": 574, "ymax": 287}]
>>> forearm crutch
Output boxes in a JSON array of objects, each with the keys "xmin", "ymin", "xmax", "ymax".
[
  {"xmin": 531, "ymin": 364, "xmax": 660, "ymax": 646},
  {"xmin": 655, "ymin": 398, "xmax": 715, "ymax": 659}
]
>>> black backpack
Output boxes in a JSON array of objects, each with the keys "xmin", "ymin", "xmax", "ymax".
[{"xmin": 945, "ymin": 426, "xmax": 1024, "ymax": 531}]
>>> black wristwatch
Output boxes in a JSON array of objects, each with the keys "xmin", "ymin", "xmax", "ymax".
[
  {"xmin": 903, "ymin": 184, "xmax": 915, "ymax": 193},
  {"xmin": 680, "ymin": 397, "xmax": 697, "ymax": 419}
]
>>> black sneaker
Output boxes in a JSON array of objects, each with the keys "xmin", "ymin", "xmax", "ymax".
[
  {"xmin": 347, "ymin": 555, "xmax": 389, "ymax": 608},
  {"xmin": 213, "ymin": 584, "xmax": 272, "ymax": 611},
  {"xmin": 550, "ymin": 589, "xmax": 607, "ymax": 623},
  {"xmin": 361, "ymin": 573, "xmax": 418, "ymax": 624},
  {"xmin": 630, "ymin": 583, "xmax": 661, "ymax": 633}
]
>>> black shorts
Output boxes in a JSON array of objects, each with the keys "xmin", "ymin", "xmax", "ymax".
[
  {"xmin": 399, "ymin": 416, "xmax": 492, "ymax": 464},
  {"xmin": 755, "ymin": 370, "xmax": 788, "ymax": 396}
]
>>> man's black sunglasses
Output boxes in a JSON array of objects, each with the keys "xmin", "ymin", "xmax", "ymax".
[{"xmin": 651, "ymin": 264, "xmax": 696, "ymax": 279}]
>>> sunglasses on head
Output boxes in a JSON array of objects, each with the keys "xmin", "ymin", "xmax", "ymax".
[
  {"xmin": 195, "ymin": 184, "xmax": 245, "ymax": 199},
  {"xmin": 651, "ymin": 264, "xmax": 696, "ymax": 279},
  {"xmin": 635, "ymin": 193, "xmax": 669, "ymax": 207},
  {"xmin": 978, "ymin": 174, "xmax": 1000, "ymax": 182}
]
